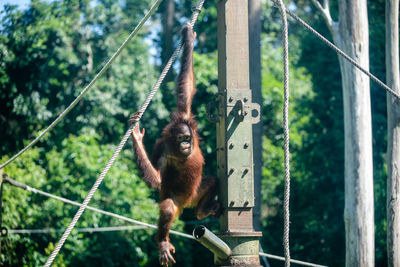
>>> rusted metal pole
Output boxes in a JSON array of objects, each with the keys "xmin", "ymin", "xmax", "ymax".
[{"xmin": 215, "ymin": 0, "xmax": 262, "ymax": 265}]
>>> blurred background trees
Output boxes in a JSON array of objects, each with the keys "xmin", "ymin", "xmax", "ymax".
[{"xmin": 0, "ymin": 0, "xmax": 391, "ymax": 266}]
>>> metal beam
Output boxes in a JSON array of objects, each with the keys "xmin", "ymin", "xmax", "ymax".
[{"xmin": 215, "ymin": 0, "xmax": 262, "ymax": 265}]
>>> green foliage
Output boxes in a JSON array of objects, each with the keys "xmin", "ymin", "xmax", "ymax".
[
  {"xmin": 192, "ymin": 51, "xmax": 218, "ymax": 174},
  {"xmin": 260, "ymin": 34, "xmax": 312, "ymax": 208},
  {"xmin": 282, "ymin": 12, "xmax": 345, "ymax": 266},
  {"xmin": 0, "ymin": 0, "xmax": 165, "ymax": 153},
  {"xmin": 258, "ymin": 32, "xmax": 323, "ymax": 264},
  {"xmin": 368, "ymin": 1, "xmax": 388, "ymax": 265},
  {"xmin": 262, "ymin": 1, "xmax": 391, "ymax": 265},
  {"xmin": 0, "ymin": 0, "xmax": 393, "ymax": 266},
  {"xmin": 0, "ymin": 0, "xmax": 186, "ymax": 264},
  {"xmin": 1, "ymin": 134, "xmax": 175, "ymax": 266}
]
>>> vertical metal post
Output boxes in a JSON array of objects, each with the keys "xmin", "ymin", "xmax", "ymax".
[{"xmin": 216, "ymin": 0, "xmax": 262, "ymax": 265}]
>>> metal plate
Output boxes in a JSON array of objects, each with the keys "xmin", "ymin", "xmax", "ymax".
[{"xmin": 217, "ymin": 89, "xmax": 259, "ymax": 208}]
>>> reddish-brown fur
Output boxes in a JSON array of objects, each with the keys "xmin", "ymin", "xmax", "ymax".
[{"xmin": 130, "ymin": 24, "xmax": 220, "ymax": 266}]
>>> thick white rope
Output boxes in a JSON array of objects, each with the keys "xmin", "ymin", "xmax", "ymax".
[
  {"xmin": 130, "ymin": 0, "xmax": 204, "ymax": 123},
  {"xmin": 44, "ymin": 126, "xmax": 133, "ymax": 266},
  {"xmin": 266, "ymin": 3, "xmax": 400, "ymax": 267},
  {"xmin": 0, "ymin": 0, "xmax": 163, "ymax": 170},
  {"xmin": 270, "ymin": 0, "xmax": 291, "ymax": 266},
  {"xmin": 5, "ymin": 177, "xmax": 327, "ymax": 267},
  {"xmin": 43, "ymin": 1, "xmax": 205, "ymax": 265}
]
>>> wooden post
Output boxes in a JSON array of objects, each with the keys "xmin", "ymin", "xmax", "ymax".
[{"xmin": 216, "ymin": 0, "xmax": 262, "ymax": 265}]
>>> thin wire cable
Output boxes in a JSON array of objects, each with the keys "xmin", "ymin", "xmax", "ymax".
[
  {"xmin": 259, "ymin": 252, "xmax": 328, "ymax": 267},
  {"xmin": 8, "ymin": 225, "xmax": 147, "ymax": 234},
  {"xmin": 260, "ymin": 244, "xmax": 271, "ymax": 267},
  {"xmin": 272, "ymin": 0, "xmax": 291, "ymax": 266},
  {"xmin": 4, "ymin": 176, "xmax": 326, "ymax": 267},
  {"xmin": 44, "ymin": 1, "xmax": 205, "ymax": 265},
  {"xmin": 277, "ymin": 3, "xmax": 400, "ymax": 100},
  {"xmin": 0, "ymin": 0, "xmax": 163, "ymax": 170},
  {"xmin": 3, "ymin": 176, "xmax": 193, "ymax": 239}
]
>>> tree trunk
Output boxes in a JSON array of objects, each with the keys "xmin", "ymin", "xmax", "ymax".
[
  {"xmin": 159, "ymin": 0, "xmax": 175, "ymax": 111},
  {"xmin": 248, "ymin": 0, "xmax": 262, "ymax": 232},
  {"xmin": 161, "ymin": 0, "xmax": 175, "ymax": 83},
  {"xmin": 385, "ymin": 0, "xmax": 400, "ymax": 266},
  {"xmin": 314, "ymin": 0, "xmax": 375, "ymax": 265},
  {"xmin": 336, "ymin": 1, "xmax": 375, "ymax": 266}
]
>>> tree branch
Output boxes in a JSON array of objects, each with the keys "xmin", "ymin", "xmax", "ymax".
[
  {"xmin": 311, "ymin": 0, "xmax": 335, "ymax": 31},
  {"xmin": 322, "ymin": 0, "xmax": 329, "ymax": 9}
]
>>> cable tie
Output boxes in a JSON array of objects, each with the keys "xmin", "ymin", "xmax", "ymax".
[{"xmin": 191, "ymin": 6, "xmax": 202, "ymax": 13}]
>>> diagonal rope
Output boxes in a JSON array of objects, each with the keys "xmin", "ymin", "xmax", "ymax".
[
  {"xmin": 279, "ymin": 4, "xmax": 400, "ymax": 100},
  {"xmin": 43, "ymin": 1, "xmax": 205, "ymax": 266},
  {"xmin": 4, "ymin": 176, "xmax": 327, "ymax": 267},
  {"xmin": 270, "ymin": 0, "xmax": 291, "ymax": 266},
  {"xmin": 0, "ymin": 0, "xmax": 163, "ymax": 170},
  {"xmin": 130, "ymin": 0, "xmax": 204, "ymax": 123},
  {"xmin": 44, "ymin": 124, "xmax": 133, "ymax": 267}
]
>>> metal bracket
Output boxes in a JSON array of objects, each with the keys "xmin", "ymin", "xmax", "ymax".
[
  {"xmin": 226, "ymin": 90, "xmax": 260, "ymax": 125},
  {"xmin": 216, "ymin": 89, "xmax": 260, "ymax": 208}
]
